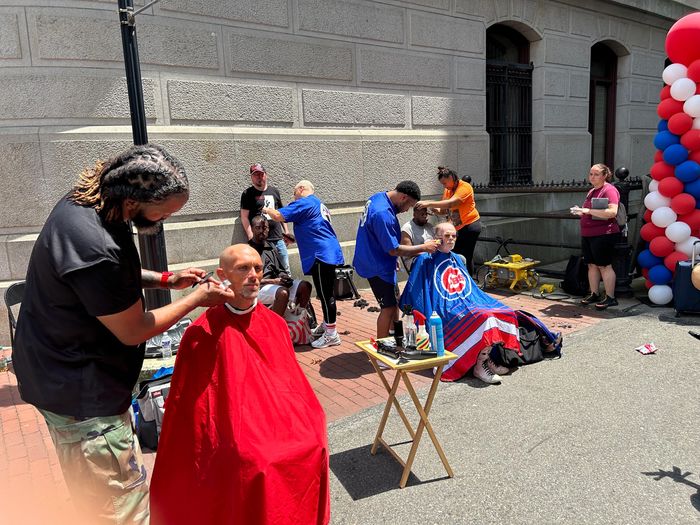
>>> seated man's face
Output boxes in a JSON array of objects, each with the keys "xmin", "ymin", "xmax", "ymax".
[
  {"xmin": 436, "ymin": 225, "xmax": 457, "ymax": 253},
  {"xmin": 251, "ymin": 219, "xmax": 269, "ymax": 244},
  {"xmin": 413, "ymin": 207, "xmax": 429, "ymax": 226},
  {"xmin": 220, "ymin": 247, "xmax": 263, "ymax": 302}
]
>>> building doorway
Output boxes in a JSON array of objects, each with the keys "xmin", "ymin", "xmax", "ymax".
[
  {"xmin": 486, "ymin": 24, "xmax": 532, "ymax": 185},
  {"xmin": 589, "ymin": 43, "xmax": 618, "ymax": 168}
]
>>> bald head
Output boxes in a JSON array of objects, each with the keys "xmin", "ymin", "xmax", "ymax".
[
  {"xmin": 217, "ymin": 244, "xmax": 263, "ymax": 308},
  {"xmin": 293, "ymin": 180, "xmax": 315, "ymax": 200}
]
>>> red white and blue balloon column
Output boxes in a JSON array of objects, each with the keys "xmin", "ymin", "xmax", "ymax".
[{"xmin": 639, "ymin": 12, "xmax": 700, "ymax": 305}]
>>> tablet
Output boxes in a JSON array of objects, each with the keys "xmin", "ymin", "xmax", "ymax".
[{"xmin": 591, "ymin": 197, "xmax": 608, "ymax": 220}]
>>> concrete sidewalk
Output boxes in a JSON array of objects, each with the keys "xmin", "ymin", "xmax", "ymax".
[{"xmin": 327, "ymin": 304, "xmax": 700, "ymax": 524}]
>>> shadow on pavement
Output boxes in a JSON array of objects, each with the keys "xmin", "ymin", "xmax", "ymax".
[
  {"xmin": 330, "ymin": 444, "xmax": 449, "ymax": 499},
  {"xmin": 319, "ymin": 351, "xmax": 374, "ymax": 379},
  {"xmin": 643, "ymin": 466, "xmax": 700, "ymax": 513}
]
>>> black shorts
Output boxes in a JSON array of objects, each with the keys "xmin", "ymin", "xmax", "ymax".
[
  {"xmin": 368, "ymin": 276, "xmax": 399, "ymax": 309},
  {"xmin": 582, "ymin": 234, "xmax": 618, "ymax": 266}
]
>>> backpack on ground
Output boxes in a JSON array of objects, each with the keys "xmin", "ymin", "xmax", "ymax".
[
  {"xmin": 560, "ymin": 255, "xmax": 589, "ymax": 296},
  {"xmin": 334, "ymin": 265, "xmax": 360, "ymax": 300},
  {"xmin": 490, "ymin": 310, "xmax": 563, "ymax": 367},
  {"xmin": 136, "ymin": 374, "xmax": 172, "ymax": 450}
]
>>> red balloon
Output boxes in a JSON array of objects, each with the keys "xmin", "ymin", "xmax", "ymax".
[
  {"xmin": 689, "ymin": 60, "xmax": 700, "ymax": 83},
  {"xmin": 669, "ymin": 113, "xmax": 694, "ymax": 135},
  {"xmin": 640, "ymin": 222, "xmax": 666, "ymax": 241},
  {"xmin": 654, "ymin": 150, "xmax": 664, "ymax": 162},
  {"xmin": 680, "ymin": 209, "xmax": 700, "ymax": 231},
  {"xmin": 658, "ymin": 176, "xmax": 684, "ymax": 197},
  {"xmin": 690, "ymin": 150, "xmax": 700, "ymax": 164},
  {"xmin": 671, "ymin": 193, "xmax": 697, "ymax": 215},
  {"xmin": 642, "ymin": 268, "xmax": 650, "ymax": 279},
  {"xmin": 650, "ymin": 236, "xmax": 675, "ymax": 258},
  {"xmin": 665, "ymin": 251, "xmax": 688, "ymax": 272},
  {"xmin": 644, "ymin": 209, "xmax": 653, "ymax": 223},
  {"xmin": 657, "ymin": 97, "xmax": 685, "ymax": 120},
  {"xmin": 650, "ymin": 161, "xmax": 676, "ymax": 180},
  {"xmin": 660, "ymin": 85, "xmax": 672, "ymax": 100},
  {"xmin": 681, "ymin": 129, "xmax": 700, "ymax": 152},
  {"xmin": 666, "ymin": 13, "xmax": 700, "ymax": 66},
  {"xmin": 644, "ymin": 278, "xmax": 654, "ymax": 289}
]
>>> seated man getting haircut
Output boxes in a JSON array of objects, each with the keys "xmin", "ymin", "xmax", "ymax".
[{"xmin": 248, "ymin": 214, "xmax": 312, "ymax": 317}]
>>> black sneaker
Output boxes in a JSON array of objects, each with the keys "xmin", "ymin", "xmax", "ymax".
[
  {"xmin": 595, "ymin": 296, "xmax": 618, "ymax": 310},
  {"xmin": 580, "ymin": 292, "xmax": 601, "ymax": 305}
]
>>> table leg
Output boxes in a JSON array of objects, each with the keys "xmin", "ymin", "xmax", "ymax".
[
  {"xmin": 368, "ymin": 357, "xmax": 416, "ymax": 439},
  {"xmin": 371, "ymin": 370, "xmax": 403, "ymax": 455},
  {"xmin": 398, "ymin": 365, "xmax": 454, "ymax": 488}
]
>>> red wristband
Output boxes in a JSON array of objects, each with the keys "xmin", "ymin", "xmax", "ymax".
[{"xmin": 160, "ymin": 271, "xmax": 174, "ymax": 288}]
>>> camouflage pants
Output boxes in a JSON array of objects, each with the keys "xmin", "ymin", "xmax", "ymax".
[{"xmin": 40, "ymin": 407, "xmax": 150, "ymax": 525}]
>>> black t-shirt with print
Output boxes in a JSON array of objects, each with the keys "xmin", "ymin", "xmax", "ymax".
[
  {"xmin": 239, "ymin": 185, "xmax": 284, "ymax": 241},
  {"xmin": 13, "ymin": 195, "xmax": 145, "ymax": 418}
]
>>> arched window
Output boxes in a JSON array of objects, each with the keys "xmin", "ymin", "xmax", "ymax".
[
  {"xmin": 486, "ymin": 24, "xmax": 532, "ymax": 185},
  {"xmin": 589, "ymin": 43, "xmax": 618, "ymax": 167}
]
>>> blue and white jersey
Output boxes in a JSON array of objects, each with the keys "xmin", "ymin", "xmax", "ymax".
[
  {"xmin": 353, "ymin": 192, "xmax": 400, "ymax": 283},
  {"xmin": 279, "ymin": 194, "xmax": 344, "ymax": 274}
]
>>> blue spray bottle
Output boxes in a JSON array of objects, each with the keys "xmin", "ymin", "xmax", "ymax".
[{"xmin": 429, "ymin": 311, "xmax": 445, "ymax": 357}]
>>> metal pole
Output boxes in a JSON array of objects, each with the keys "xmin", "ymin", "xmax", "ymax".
[{"xmin": 118, "ymin": 0, "xmax": 171, "ymax": 308}]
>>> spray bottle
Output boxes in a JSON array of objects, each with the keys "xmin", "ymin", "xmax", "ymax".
[
  {"xmin": 412, "ymin": 310, "xmax": 431, "ymax": 351},
  {"xmin": 429, "ymin": 311, "xmax": 445, "ymax": 357},
  {"xmin": 401, "ymin": 304, "xmax": 416, "ymax": 348}
]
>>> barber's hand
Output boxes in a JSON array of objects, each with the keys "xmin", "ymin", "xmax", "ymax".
[
  {"xmin": 168, "ymin": 268, "xmax": 209, "ymax": 289},
  {"xmin": 190, "ymin": 280, "xmax": 237, "ymax": 307},
  {"xmin": 422, "ymin": 240, "xmax": 440, "ymax": 254},
  {"xmin": 415, "ymin": 201, "xmax": 428, "ymax": 210}
]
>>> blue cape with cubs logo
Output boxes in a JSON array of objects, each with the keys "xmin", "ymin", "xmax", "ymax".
[{"xmin": 399, "ymin": 251, "xmax": 520, "ymax": 381}]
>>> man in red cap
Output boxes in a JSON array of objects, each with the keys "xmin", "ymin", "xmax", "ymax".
[{"xmin": 240, "ymin": 163, "xmax": 293, "ymax": 274}]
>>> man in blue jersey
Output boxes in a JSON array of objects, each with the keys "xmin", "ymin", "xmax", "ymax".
[
  {"xmin": 264, "ymin": 180, "xmax": 345, "ymax": 349},
  {"xmin": 353, "ymin": 181, "xmax": 439, "ymax": 338}
]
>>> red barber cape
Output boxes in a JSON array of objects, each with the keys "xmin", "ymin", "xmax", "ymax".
[{"xmin": 150, "ymin": 304, "xmax": 330, "ymax": 525}]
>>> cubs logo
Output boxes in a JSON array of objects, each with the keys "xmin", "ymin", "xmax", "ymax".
[
  {"xmin": 433, "ymin": 258, "xmax": 472, "ymax": 301},
  {"xmin": 441, "ymin": 267, "xmax": 466, "ymax": 294}
]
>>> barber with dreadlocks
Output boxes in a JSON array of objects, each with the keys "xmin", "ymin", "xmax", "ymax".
[{"xmin": 12, "ymin": 144, "xmax": 236, "ymax": 524}]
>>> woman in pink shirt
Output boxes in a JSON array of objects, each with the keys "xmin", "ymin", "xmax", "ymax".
[{"xmin": 570, "ymin": 164, "xmax": 621, "ymax": 310}]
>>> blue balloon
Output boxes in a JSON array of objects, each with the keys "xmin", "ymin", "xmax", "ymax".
[
  {"xmin": 685, "ymin": 178, "xmax": 700, "ymax": 199},
  {"xmin": 638, "ymin": 249, "xmax": 663, "ymax": 269},
  {"xmin": 654, "ymin": 130, "xmax": 680, "ymax": 151},
  {"xmin": 658, "ymin": 120, "xmax": 669, "ymax": 132},
  {"xmin": 648, "ymin": 264, "xmax": 673, "ymax": 285},
  {"xmin": 676, "ymin": 160, "xmax": 700, "ymax": 182},
  {"xmin": 663, "ymin": 144, "xmax": 689, "ymax": 166}
]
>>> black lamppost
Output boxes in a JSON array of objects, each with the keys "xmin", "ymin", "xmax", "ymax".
[
  {"xmin": 118, "ymin": 0, "xmax": 170, "ymax": 309},
  {"xmin": 613, "ymin": 166, "xmax": 633, "ymax": 297}
]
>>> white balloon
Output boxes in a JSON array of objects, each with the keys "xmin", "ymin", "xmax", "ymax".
[
  {"xmin": 665, "ymin": 221, "xmax": 692, "ymax": 243},
  {"xmin": 676, "ymin": 236, "xmax": 700, "ymax": 257},
  {"xmin": 649, "ymin": 179, "xmax": 659, "ymax": 192},
  {"xmin": 684, "ymin": 95, "xmax": 700, "ymax": 118},
  {"xmin": 663, "ymin": 63, "xmax": 688, "ymax": 85},
  {"xmin": 644, "ymin": 190, "xmax": 671, "ymax": 211},
  {"xmin": 648, "ymin": 284, "xmax": 674, "ymax": 305},
  {"xmin": 671, "ymin": 78, "xmax": 697, "ymax": 101},
  {"xmin": 693, "ymin": 117, "xmax": 700, "ymax": 130},
  {"xmin": 651, "ymin": 206, "xmax": 678, "ymax": 228}
]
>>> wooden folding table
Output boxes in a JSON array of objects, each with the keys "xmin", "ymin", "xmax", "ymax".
[{"xmin": 355, "ymin": 339, "xmax": 457, "ymax": 488}]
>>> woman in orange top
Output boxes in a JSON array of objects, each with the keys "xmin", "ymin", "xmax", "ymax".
[{"xmin": 416, "ymin": 166, "xmax": 482, "ymax": 275}]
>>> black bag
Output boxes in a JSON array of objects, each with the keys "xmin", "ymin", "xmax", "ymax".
[
  {"xmin": 673, "ymin": 240, "xmax": 700, "ymax": 316},
  {"xmin": 334, "ymin": 265, "xmax": 360, "ymax": 300},
  {"xmin": 491, "ymin": 310, "xmax": 563, "ymax": 367},
  {"xmin": 560, "ymin": 255, "xmax": 588, "ymax": 296}
]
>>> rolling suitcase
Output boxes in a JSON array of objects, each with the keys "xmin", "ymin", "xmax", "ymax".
[{"xmin": 673, "ymin": 240, "xmax": 700, "ymax": 316}]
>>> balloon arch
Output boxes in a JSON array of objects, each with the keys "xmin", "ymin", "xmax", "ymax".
[{"xmin": 639, "ymin": 12, "xmax": 700, "ymax": 305}]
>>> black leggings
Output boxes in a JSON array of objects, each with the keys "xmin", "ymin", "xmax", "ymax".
[
  {"xmin": 310, "ymin": 260, "xmax": 336, "ymax": 325},
  {"xmin": 454, "ymin": 219, "xmax": 482, "ymax": 275}
]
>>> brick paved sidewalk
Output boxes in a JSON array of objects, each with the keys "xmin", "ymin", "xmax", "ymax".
[{"xmin": 0, "ymin": 287, "xmax": 614, "ymax": 521}]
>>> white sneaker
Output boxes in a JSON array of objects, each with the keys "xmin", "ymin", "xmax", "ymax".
[
  {"xmin": 487, "ymin": 359, "xmax": 510, "ymax": 376},
  {"xmin": 474, "ymin": 360, "xmax": 502, "ymax": 384},
  {"xmin": 311, "ymin": 332, "xmax": 341, "ymax": 349}
]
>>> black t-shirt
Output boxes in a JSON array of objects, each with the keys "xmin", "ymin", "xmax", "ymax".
[
  {"xmin": 240, "ymin": 185, "xmax": 284, "ymax": 241},
  {"xmin": 13, "ymin": 195, "xmax": 144, "ymax": 418},
  {"xmin": 248, "ymin": 240, "xmax": 286, "ymax": 280}
]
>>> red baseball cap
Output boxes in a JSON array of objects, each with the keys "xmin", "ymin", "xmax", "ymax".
[{"xmin": 250, "ymin": 163, "xmax": 267, "ymax": 175}]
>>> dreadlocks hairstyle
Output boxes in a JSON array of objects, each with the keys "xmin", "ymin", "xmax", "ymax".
[
  {"xmin": 437, "ymin": 165, "xmax": 459, "ymax": 184},
  {"xmin": 592, "ymin": 163, "xmax": 613, "ymax": 182},
  {"xmin": 70, "ymin": 143, "xmax": 188, "ymax": 222}
]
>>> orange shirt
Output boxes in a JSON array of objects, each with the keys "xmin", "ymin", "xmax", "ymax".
[{"xmin": 442, "ymin": 180, "xmax": 479, "ymax": 230}]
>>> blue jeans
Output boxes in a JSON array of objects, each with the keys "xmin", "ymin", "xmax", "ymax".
[{"xmin": 273, "ymin": 238, "xmax": 291, "ymax": 275}]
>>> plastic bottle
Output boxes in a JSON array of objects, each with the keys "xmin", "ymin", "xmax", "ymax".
[
  {"xmin": 402, "ymin": 305, "xmax": 416, "ymax": 348},
  {"xmin": 429, "ymin": 311, "xmax": 445, "ymax": 357},
  {"xmin": 160, "ymin": 332, "xmax": 173, "ymax": 360},
  {"xmin": 412, "ymin": 310, "xmax": 431, "ymax": 351}
]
